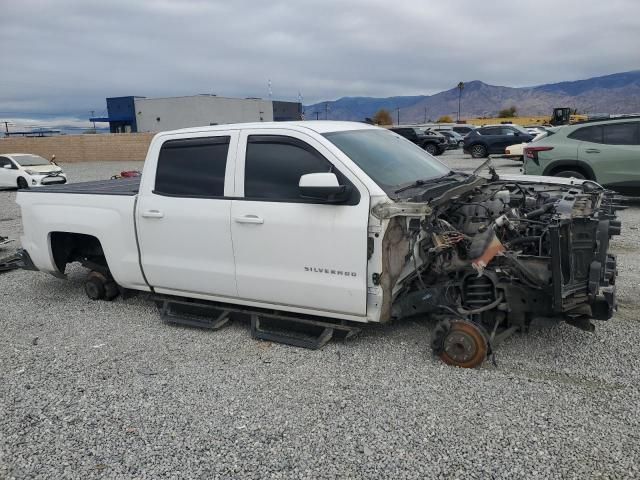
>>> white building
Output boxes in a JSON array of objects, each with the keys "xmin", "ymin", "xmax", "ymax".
[{"xmin": 94, "ymin": 95, "xmax": 302, "ymax": 133}]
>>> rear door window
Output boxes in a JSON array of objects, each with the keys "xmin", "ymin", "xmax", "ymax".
[
  {"xmin": 603, "ymin": 122, "xmax": 639, "ymax": 145},
  {"xmin": 480, "ymin": 127, "xmax": 500, "ymax": 136},
  {"xmin": 499, "ymin": 127, "xmax": 517, "ymax": 136},
  {"xmin": 568, "ymin": 126, "xmax": 604, "ymax": 143},
  {"xmin": 155, "ymin": 136, "xmax": 230, "ymax": 197}
]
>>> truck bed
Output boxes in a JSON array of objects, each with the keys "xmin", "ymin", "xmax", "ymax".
[{"xmin": 25, "ymin": 177, "xmax": 141, "ymax": 196}]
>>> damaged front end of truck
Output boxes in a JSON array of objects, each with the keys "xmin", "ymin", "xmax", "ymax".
[{"xmin": 375, "ymin": 169, "xmax": 622, "ymax": 368}]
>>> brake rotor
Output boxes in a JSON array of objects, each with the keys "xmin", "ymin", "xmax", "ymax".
[{"xmin": 438, "ymin": 320, "xmax": 488, "ymax": 368}]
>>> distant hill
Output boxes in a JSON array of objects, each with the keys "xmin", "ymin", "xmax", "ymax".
[{"xmin": 304, "ymin": 70, "xmax": 640, "ymax": 123}]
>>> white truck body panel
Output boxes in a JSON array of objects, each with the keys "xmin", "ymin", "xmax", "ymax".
[
  {"xmin": 230, "ymin": 127, "xmax": 370, "ymax": 316},
  {"xmin": 135, "ymin": 130, "xmax": 240, "ymax": 298},
  {"xmin": 16, "ymin": 121, "xmax": 434, "ymax": 324},
  {"xmin": 18, "ymin": 193, "xmax": 148, "ymax": 289}
]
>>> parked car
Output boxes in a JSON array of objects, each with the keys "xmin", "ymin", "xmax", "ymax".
[
  {"xmin": 389, "ymin": 127, "xmax": 447, "ymax": 155},
  {"xmin": 438, "ymin": 130, "xmax": 458, "ymax": 150},
  {"xmin": 14, "ymin": 121, "xmax": 621, "ymax": 368},
  {"xmin": 504, "ymin": 130, "xmax": 549, "ymax": 160},
  {"xmin": 0, "ymin": 153, "xmax": 66, "ymax": 189},
  {"xmin": 523, "ymin": 117, "xmax": 640, "ymax": 195},
  {"xmin": 464, "ymin": 125, "xmax": 534, "ymax": 158},
  {"xmin": 525, "ymin": 126, "xmax": 548, "ymax": 136},
  {"xmin": 452, "ymin": 125, "xmax": 476, "ymax": 136},
  {"xmin": 439, "ymin": 130, "xmax": 465, "ymax": 148}
]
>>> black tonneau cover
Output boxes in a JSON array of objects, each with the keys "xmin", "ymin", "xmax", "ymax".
[{"xmin": 25, "ymin": 177, "xmax": 140, "ymax": 196}]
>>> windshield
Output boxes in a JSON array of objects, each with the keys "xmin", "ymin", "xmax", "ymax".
[
  {"xmin": 323, "ymin": 129, "xmax": 450, "ymax": 191},
  {"xmin": 13, "ymin": 154, "xmax": 49, "ymax": 166}
]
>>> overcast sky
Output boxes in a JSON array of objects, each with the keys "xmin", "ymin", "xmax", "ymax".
[{"xmin": 1, "ymin": 0, "xmax": 639, "ymax": 124}]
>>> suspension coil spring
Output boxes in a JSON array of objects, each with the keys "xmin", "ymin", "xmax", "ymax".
[{"xmin": 463, "ymin": 275, "xmax": 496, "ymax": 309}]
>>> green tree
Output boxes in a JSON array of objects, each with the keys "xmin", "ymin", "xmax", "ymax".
[
  {"xmin": 498, "ymin": 105, "xmax": 518, "ymax": 117},
  {"xmin": 436, "ymin": 115, "xmax": 453, "ymax": 123},
  {"xmin": 372, "ymin": 109, "xmax": 393, "ymax": 125}
]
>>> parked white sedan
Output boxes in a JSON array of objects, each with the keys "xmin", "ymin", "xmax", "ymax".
[
  {"xmin": 504, "ymin": 131, "xmax": 548, "ymax": 160},
  {"xmin": 0, "ymin": 153, "xmax": 67, "ymax": 189}
]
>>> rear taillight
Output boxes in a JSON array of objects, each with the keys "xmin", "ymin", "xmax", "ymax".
[{"xmin": 524, "ymin": 146, "xmax": 553, "ymax": 165}]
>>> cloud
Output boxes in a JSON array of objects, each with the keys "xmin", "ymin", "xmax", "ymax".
[{"xmin": 1, "ymin": 0, "xmax": 639, "ymax": 121}]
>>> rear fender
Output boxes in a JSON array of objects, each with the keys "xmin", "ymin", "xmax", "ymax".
[{"xmin": 542, "ymin": 160, "xmax": 596, "ymax": 180}]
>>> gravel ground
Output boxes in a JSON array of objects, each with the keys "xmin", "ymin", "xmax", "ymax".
[{"xmin": 1, "ymin": 154, "xmax": 639, "ymax": 479}]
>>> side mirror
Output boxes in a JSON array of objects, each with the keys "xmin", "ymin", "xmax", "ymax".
[
  {"xmin": 299, "ymin": 172, "xmax": 351, "ymax": 203},
  {"xmin": 3, "ymin": 164, "xmax": 12, "ymax": 170}
]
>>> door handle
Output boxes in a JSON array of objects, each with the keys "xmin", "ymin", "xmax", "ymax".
[
  {"xmin": 585, "ymin": 148, "xmax": 601, "ymax": 153},
  {"xmin": 141, "ymin": 209, "xmax": 164, "ymax": 219},
  {"xmin": 234, "ymin": 215, "xmax": 264, "ymax": 224}
]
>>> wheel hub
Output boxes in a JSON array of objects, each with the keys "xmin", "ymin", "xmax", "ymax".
[
  {"xmin": 433, "ymin": 319, "xmax": 489, "ymax": 368},
  {"xmin": 443, "ymin": 331, "xmax": 477, "ymax": 364}
]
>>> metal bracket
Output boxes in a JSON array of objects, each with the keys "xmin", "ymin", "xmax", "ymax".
[{"xmin": 371, "ymin": 202, "xmax": 432, "ymax": 220}]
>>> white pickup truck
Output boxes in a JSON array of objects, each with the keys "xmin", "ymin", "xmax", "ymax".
[{"xmin": 16, "ymin": 121, "xmax": 621, "ymax": 367}]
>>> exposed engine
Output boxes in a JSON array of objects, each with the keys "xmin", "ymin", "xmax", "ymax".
[{"xmin": 386, "ymin": 176, "xmax": 622, "ymax": 367}]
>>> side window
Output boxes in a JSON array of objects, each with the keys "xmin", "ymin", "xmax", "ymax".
[
  {"xmin": 398, "ymin": 128, "xmax": 413, "ymax": 138},
  {"xmin": 500, "ymin": 127, "xmax": 516, "ymax": 136},
  {"xmin": 0, "ymin": 157, "xmax": 10, "ymax": 168},
  {"xmin": 603, "ymin": 123, "xmax": 639, "ymax": 145},
  {"xmin": 568, "ymin": 126, "xmax": 603, "ymax": 143},
  {"xmin": 244, "ymin": 135, "xmax": 356, "ymax": 203},
  {"xmin": 155, "ymin": 136, "xmax": 230, "ymax": 197},
  {"xmin": 480, "ymin": 127, "xmax": 497, "ymax": 136}
]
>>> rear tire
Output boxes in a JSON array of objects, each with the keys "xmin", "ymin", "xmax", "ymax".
[
  {"xmin": 85, "ymin": 276, "xmax": 106, "ymax": 301},
  {"xmin": 553, "ymin": 170, "xmax": 586, "ymax": 180},
  {"xmin": 104, "ymin": 281, "xmax": 120, "ymax": 301},
  {"xmin": 470, "ymin": 144, "xmax": 487, "ymax": 158},
  {"xmin": 17, "ymin": 177, "xmax": 29, "ymax": 190},
  {"xmin": 424, "ymin": 143, "xmax": 437, "ymax": 155}
]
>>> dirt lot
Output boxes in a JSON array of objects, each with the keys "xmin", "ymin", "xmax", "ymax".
[{"xmin": 1, "ymin": 152, "xmax": 639, "ymax": 479}]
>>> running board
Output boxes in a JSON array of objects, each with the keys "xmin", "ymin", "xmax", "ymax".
[
  {"xmin": 158, "ymin": 298, "xmax": 231, "ymax": 330},
  {"xmin": 250, "ymin": 312, "xmax": 360, "ymax": 350},
  {"xmin": 251, "ymin": 314, "xmax": 330, "ymax": 350},
  {"xmin": 0, "ymin": 252, "xmax": 23, "ymax": 274},
  {"xmin": 154, "ymin": 296, "xmax": 361, "ymax": 349}
]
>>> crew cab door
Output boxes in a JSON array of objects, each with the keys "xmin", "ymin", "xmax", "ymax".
[
  {"xmin": 230, "ymin": 129, "xmax": 369, "ymax": 316},
  {"xmin": 136, "ymin": 132, "xmax": 239, "ymax": 297}
]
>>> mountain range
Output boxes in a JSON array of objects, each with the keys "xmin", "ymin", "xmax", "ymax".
[{"xmin": 304, "ymin": 70, "xmax": 640, "ymax": 123}]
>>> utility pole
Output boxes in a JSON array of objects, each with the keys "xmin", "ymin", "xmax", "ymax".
[
  {"xmin": 396, "ymin": 107, "xmax": 400, "ymax": 125},
  {"xmin": 3, "ymin": 121, "xmax": 9, "ymax": 137},
  {"xmin": 325, "ymin": 102, "xmax": 329, "ymax": 120},
  {"xmin": 457, "ymin": 82, "xmax": 465, "ymax": 122},
  {"xmin": 424, "ymin": 107, "xmax": 427, "ymax": 123},
  {"xmin": 315, "ymin": 111, "xmax": 320, "ymax": 120},
  {"xmin": 90, "ymin": 110, "xmax": 96, "ymax": 130}
]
